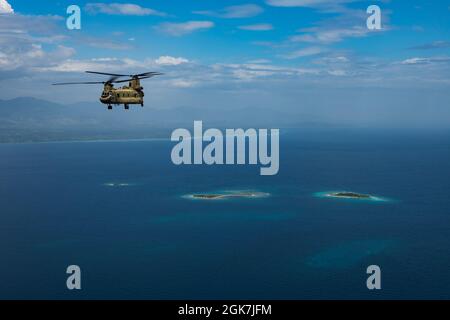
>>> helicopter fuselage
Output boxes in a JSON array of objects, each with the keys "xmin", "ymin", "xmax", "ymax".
[
  {"xmin": 100, "ymin": 79, "xmax": 144, "ymax": 107},
  {"xmin": 52, "ymin": 71, "xmax": 162, "ymax": 110},
  {"xmin": 100, "ymin": 86, "xmax": 144, "ymax": 105}
]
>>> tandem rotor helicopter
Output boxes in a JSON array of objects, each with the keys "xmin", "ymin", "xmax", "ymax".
[{"xmin": 52, "ymin": 71, "xmax": 163, "ymax": 110}]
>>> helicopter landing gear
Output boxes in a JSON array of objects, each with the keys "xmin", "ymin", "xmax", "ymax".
[
  {"xmin": 141, "ymin": 103, "xmax": 144, "ymax": 107},
  {"xmin": 107, "ymin": 105, "xmax": 112, "ymax": 110},
  {"xmin": 124, "ymin": 104, "xmax": 129, "ymax": 110}
]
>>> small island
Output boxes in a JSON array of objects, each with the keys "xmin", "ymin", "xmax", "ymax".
[
  {"xmin": 103, "ymin": 182, "xmax": 133, "ymax": 187},
  {"xmin": 191, "ymin": 194, "xmax": 224, "ymax": 199},
  {"xmin": 329, "ymin": 192, "xmax": 372, "ymax": 199},
  {"xmin": 187, "ymin": 191, "xmax": 270, "ymax": 200},
  {"xmin": 315, "ymin": 191, "xmax": 388, "ymax": 202}
]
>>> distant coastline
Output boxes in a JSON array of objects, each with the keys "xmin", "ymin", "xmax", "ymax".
[{"xmin": 0, "ymin": 136, "xmax": 171, "ymax": 145}]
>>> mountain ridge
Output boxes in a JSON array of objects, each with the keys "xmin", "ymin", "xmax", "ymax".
[{"xmin": 0, "ymin": 96, "xmax": 334, "ymax": 143}]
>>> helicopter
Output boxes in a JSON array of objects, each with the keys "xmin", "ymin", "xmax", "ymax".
[{"xmin": 52, "ymin": 71, "xmax": 163, "ymax": 110}]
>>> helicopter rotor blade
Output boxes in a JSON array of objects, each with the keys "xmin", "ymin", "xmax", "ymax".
[
  {"xmin": 112, "ymin": 77, "xmax": 148, "ymax": 84},
  {"xmin": 85, "ymin": 70, "xmax": 163, "ymax": 78},
  {"xmin": 112, "ymin": 74, "xmax": 162, "ymax": 83},
  {"xmin": 113, "ymin": 78, "xmax": 139, "ymax": 84},
  {"xmin": 108, "ymin": 75, "xmax": 121, "ymax": 82},
  {"xmin": 52, "ymin": 81, "xmax": 107, "ymax": 85},
  {"xmin": 85, "ymin": 71, "xmax": 129, "ymax": 77},
  {"xmin": 134, "ymin": 71, "xmax": 163, "ymax": 77},
  {"xmin": 53, "ymin": 71, "xmax": 163, "ymax": 85}
]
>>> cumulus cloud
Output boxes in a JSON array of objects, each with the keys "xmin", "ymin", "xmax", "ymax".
[
  {"xmin": 0, "ymin": 0, "xmax": 13, "ymax": 14},
  {"xmin": 37, "ymin": 55, "xmax": 321, "ymax": 86},
  {"xmin": 156, "ymin": 21, "xmax": 214, "ymax": 36},
  {"xmin": 238, "ymin": 24, "xmax": 274, "ymax": 31},
  {"xmin": 0, "ymin": 43, "xmax": 76, "ymax": 72},
  {"xmin": 36, "ymin": 55, "xmax": 190, "ymax": 75},
  {"xmin": 193, "ymin": 4, "xmax": 263, "ymax": 18},
  {"xmin": 6, "ymin": 48, "xmax": 450, "ymax": 108},
  {"xmin": 85, "ymin": 3, "xmax": 166, "ymax": 16},
  {"xmin": 170, "ymin": 79, "xmax": 198, "ymax": 88},
  {"xmin": 0, "ymin": 13, "xmax": 63, "ymax": 36},
  {"xmin": 155, "ymin": 56, "xmax": 189, "ymax": 66},
  {"xmin": 0, "ymin": 14, "xmax": 74, "ymax": 74}
]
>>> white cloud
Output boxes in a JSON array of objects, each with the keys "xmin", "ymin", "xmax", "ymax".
[
  {"xmin": 286, "ymin": 5, "xmax": 388, "ymax": 46},
  {"xmin": 0, "ymin": 0, "xmax": 13, "ymax": 14},
  {"xmin": 328, "ymin": 69, "xmax": 347, "ymax": 76},
  {"xmin": 91, "ymin": 58, "xmax": 119, "ymax": 62},
  {"xmin": 247, "ymin": 59, "xmax": 272, "ymax": 64},
  {"xmin": 36, "ymin": 59, "xmax": 106, "ymax": 73},
  {"xmin": 36, "ymin": 55, "xmax": 189, "ymax": 74},
  {"xmin": 36, "ymin": 57, "xmax": 146, "ymax": 73},
  {"xmin": 85, "ymin": 3, "xmax": 166, "ymax": 16},
  {"xmin": 401, "ymin": 57, "xmax": 429, "ymax": 65},
  {"xmin": 8, "ymin": 50, "xmax": 450, "ymax": 107},
  {"xmin": 281, "ymin": 47, "xmax": 324, "ymax": 59},
  {"xmin": 0, "ymin": 13, "xmax": 63, "ymax": 35},
  {"xmin": 238, "ymin": 24, "xmax": 273, "ymax": 31},
  {"xmin": 409, "ymin": 41, "xmax": 450, "ymax": 50},
  {"xmin": 0, "ymin": 43, "xmax": 76, "ymax": 72},
  {"xmin": 292, "ymin": 26, "xmax": 369, "ymax": 44},
  {"xmin": 0, "ymin": 14, "xmax": 74, "ymax": 73},
  {"xmin": 52, "ymin": 45, "xmax": 76, "ymax": 59},
  {"xmin": 193, "ymin": 4, "xmax": 263, "ymax": 18},
  {"xmin": 171, "ymin": 79, "xmax": 197, "ymax": 88},
  {"xmin": 213, "ymin": 62, "xmax": 320, "ymax": 81},
  {"xmin": 266, "ymin": 0, "xmax": 358, "ymax": 8},
  {"xmin": 314, "ymin": 56, "xmax": 349, "ymax": 64},
  {"xmin": 401, "ymin": 57, "xmax": 450, "ymax": 65},
  {"xmin": 156, "ymin": 21, "xmax": 214, "ymax": 36},
  {"xmin": 155, "ymin": 56, "xmax": 189, "ymax": 66},
  {"xmin": 74, "ymin": 36, "xmax": 134, "ymax": 50}
]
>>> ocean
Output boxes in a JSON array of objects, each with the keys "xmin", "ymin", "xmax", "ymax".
[{"xmin": 1, "ymin": 129, "xmax": 449, "ymax": 299}]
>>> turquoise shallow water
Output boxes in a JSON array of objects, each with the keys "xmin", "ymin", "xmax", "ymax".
[{"xmin": 0, "ymin": 129, "xmax": 450, "ymax": 299}]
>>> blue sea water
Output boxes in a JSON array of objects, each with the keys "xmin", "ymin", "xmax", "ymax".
[{"xmin": 1, "ymin": 129, "xmax": 450, "ymax": 299}]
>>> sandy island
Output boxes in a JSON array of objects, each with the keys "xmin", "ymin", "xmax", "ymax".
[
  {"xmin": 327, "ymin": 192, "xmax": 372, "ymax": 199},
  {"xmin": 187, "ymin": 191, "xmax": 270, "ymax": 200},
  {"xmin": 104, "ymin": 182, "xmax": 133, "ymax": 187},
  {"xmin": 320, "ymin": 191, "xmax": 386, "ymax": 201}
]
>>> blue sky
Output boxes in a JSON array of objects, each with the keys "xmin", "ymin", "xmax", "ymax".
[
  {"xmin": 1, "ymin": 0, "xmax": 450, "ymax": 127},
  {"xmin": 7, "ymin": 0, "xmax": 450, "ymax": 63}
]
